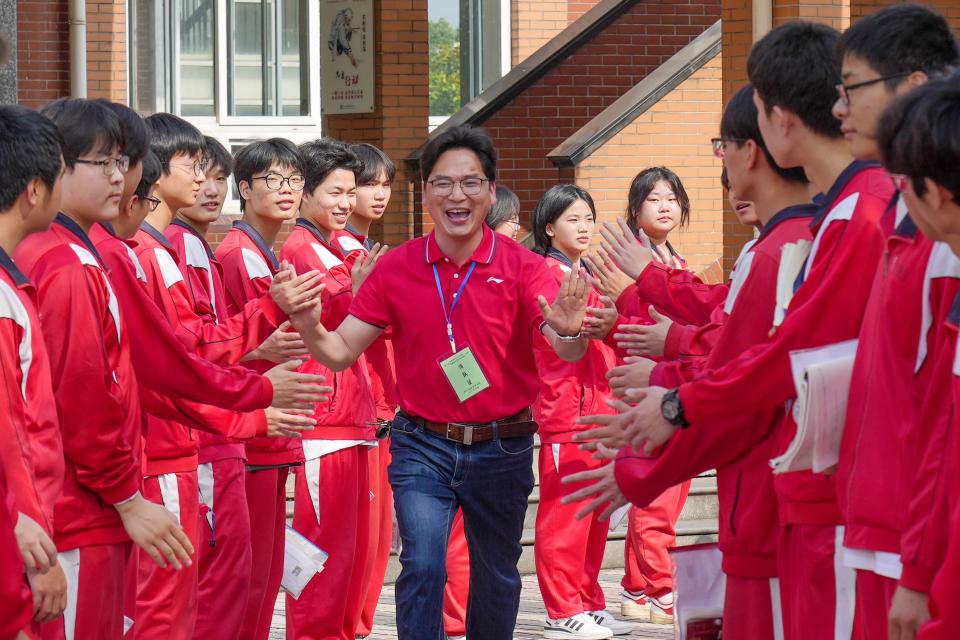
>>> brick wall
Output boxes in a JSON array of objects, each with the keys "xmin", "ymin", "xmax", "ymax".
[
  {"xmin": 513, "ymin": 1, "xmax": 569, "ymax": 65},
  {"xmin": 324, "ymin": 0, "xmax": 429, "ymax": 247},
  {"xmin": 480, "ymin": 0, "xmax": 721, "ymax": 231},
  {"xmin": 576, "ymin": 52, "xmax": 724, "ymax": 274},
  {"xmin": 16, "ymin": 0, "xmax": 69, "ymax": 107},
  {"xmin": 86, "ymin": 0, "xmax": 127, "ymax": 101}
]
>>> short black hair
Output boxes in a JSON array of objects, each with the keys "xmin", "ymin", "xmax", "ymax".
[
  {"xmin": 877, "ymin": 76, "xmax": 960, "ymax": 203},
  {"xmin": 204, "ymin": 136, "xmax": 233, "ymax": 177},
  {"xmin": 352, "ymin": 143, "xmax": 396, "ymax": 184},
  {"xmin": 838, "ymin": 4, "xmax": 958, "ymax": 89},
  {"xmin": 233, "ymin": 138, "xmax": 304, "ymax": 212},
  {"xmin": 299, "ymin": 138, "xmax": 363, "ymax": 194},
  {"xmin": 420, "ymin": 124, "xmax": 497, "ymax": 182},
  {"xmin": 144, "ymin": 112, "xmax": 205, "ymax": 173},
  {"xmin": 486, "ymin": 185, "xmax": 520, "ymax": 228},
  {"xmin": 96, "ymin": 100, "xmax": 150, "ymax": 163},
  {"xmin": 532, "ymin": 184, "xmax": 596, "ymax": 256},
  {"xmin": 0, "ymin": 106, "xmax": 64, "ymax": 211},
  {"xmin": 40, "ymin": 98, "xmax": 123, "ymax": 168},
  {"xmin": 626, "ymin": 167, "xmax": 691, "ymax": 234},
  {"xmin": 135, "ymin": 151, "xmax": 162, "ymax": 200},
  {"xmin": 721, "ymin": 84, "xmax": 808, "ymax": 184},
  {"xmin": 747, "ymin": 21, "xmax": 842, "ymax": 138}
]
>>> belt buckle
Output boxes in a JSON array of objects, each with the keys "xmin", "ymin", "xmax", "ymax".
[{"xmin": 446, "ymin": 422, "xmax": 473, "ymax": 446}]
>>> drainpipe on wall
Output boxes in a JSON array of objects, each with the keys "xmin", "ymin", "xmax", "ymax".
[
  {"xmin": 752, "ymin": 0, "xmax": 772, "ymax": 42},
  {"xmin": 69, "ymin": 0, "xmax": 87, "ymax": 97}
]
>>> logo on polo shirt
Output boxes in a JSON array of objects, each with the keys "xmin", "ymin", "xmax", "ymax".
[{"xmin": 486, "ymin": 277, "xmax": 504, "ymax": 284}]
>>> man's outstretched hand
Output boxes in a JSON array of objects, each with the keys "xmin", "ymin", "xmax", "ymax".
[
  {"xmin": 540, "ymin": 267, "xmax": 589, "ymax": 338},
  {"xmin": 269, "ymin": 264, "xmax": 325, "ymax": 316}
]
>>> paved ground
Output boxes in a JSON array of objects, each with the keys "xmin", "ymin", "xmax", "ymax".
[{"xmin": 270, "ymin": 569, "xmax": 675, "ymax": 639}]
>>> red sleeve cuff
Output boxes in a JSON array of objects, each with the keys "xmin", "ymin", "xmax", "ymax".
[
  {"xmin": 258, "ymin": 294, "xmax": 286, "ymax": 328},
  {"xmin": 257, "ymin": 375, "xmax": 273, "ymax": 409},
  {"xmin": 101, "ymin": 476, "xmax": 142, "ymax": 507},
  {"xmin": 663, "ymin": 323, "xmax": 684, "ymax": 360},
  {"xmin": 616, "ymin": 284, "xmax": 638, "ymax": 314},
  {"xmin": 899, "ymin": 564, "xmax": 935, "ymax": 594},
  {"xmin": 252, "ymin": 409, "xmax": 269, "ymax": 437}
]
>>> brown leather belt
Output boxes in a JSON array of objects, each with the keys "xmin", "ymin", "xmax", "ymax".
[{"xmin": 400, "ymin": 408, "xmax": 538, "ymax": 445}]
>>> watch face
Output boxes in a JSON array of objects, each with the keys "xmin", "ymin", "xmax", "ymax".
[{"xmin": 662, "ymin": 398, "xmax": 679, "ymax": 421}]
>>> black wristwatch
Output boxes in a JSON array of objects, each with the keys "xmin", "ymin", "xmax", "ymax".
[{"xmin": 660, "ymin": 388, "xmax": 690, "ymax": 428}]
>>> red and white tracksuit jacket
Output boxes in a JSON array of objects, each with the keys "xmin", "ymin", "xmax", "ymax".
[
  {"xmin": 534, "ymin": 251, "xmax": 618, "ymax": 619},
  {"xmin": 0, "ymin": 462, "xmax": 32, "ymax": 640},
  {"xmin": 838, "ymin": 197, "xmax": 960, "ymax": 629},
  {"xmin": 918, "ymin": 292, "xmax": 960, "ymax": 640},
  {"xmin": 615, "ymin": 205, "xmax": 815, "ymax": 636},
  {"xmin": 280, "ymin": 218, "xmax": 376, "ymax": 640},
  {"xmin": 0, "ymin": 246, "xmax": 64, "ymax": 538}
]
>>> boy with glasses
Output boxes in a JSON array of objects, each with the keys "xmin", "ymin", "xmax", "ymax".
[
  {"xmin": 15, "ymin": 98, "xmax": 194, "ymax": 638},
  {"xmin": 215, "ymin": 138, "xmax": 311, "ymax": 640},
  {"xmin": 828, "ymin": 6, "xmax": 959, "ymax": 639}
]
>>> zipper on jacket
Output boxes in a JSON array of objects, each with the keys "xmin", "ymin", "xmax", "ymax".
[{"xmin": 729, "ymin": 471, "xmax": 742, "ymax": 537}]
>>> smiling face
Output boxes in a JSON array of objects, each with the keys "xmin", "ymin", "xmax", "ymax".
[
  {"xmin": 633, "ymin": 180, "xmax": 682, "ymax": 242},
  {"xmin": 354, "ymin": 169, "xmax": 391, "ymax": 221},
  {"xmin": 727, "ymin": 185, "xmax": 758, "ymax": 227},
  {"xmin": 179, "ymin": 164, "xmax": 229, "ymax": 225},
  {"xmin": 832, "ymin": 54, "xmax": 902, "ymax": 161},
  {"xmin": 301, "ymin": 167, "xmax": 357, "ymax": 233},
  {"xmin": 546, "ymin": 198, "xmax": 595, "ymax": 259},
  {"xmin": 240, "ymin": 161, "xmax": 304, "ymax": 222},
  {"xmin": 423, "ymin": 148, "xmax": 495, "ymax": 244}
]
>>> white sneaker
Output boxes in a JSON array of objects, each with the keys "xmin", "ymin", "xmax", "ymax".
[
  {"xmin": 586, "ymin": 610, "xmax": 634, "ymax": 636},
  {"xmin": 619, "ymin": 589, "xmax": 649, "ymax": 619},
  {"xmin": 543, "ymin": 612, "xmax": 613, "ymax": 639},
  {"xmin": 648, "ymin": 592, "xmax": 675, "ymax": 625},
  {"xmin": 445, "ymin": 636, "xmax": 466, "ymax": 640}
]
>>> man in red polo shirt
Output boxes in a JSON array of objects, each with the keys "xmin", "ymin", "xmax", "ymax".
[{"xmin": 287, "ymin": 124, "xmax": 589, "ymax": 639}]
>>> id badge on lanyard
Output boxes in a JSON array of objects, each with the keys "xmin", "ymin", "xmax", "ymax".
[{"xmin": 434, "ymin": 261, "xmax": 490, "ymax": 403}]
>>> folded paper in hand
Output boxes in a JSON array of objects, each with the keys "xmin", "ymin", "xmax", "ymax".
[
  {"xmin": 773, "ymin": 240, "xmax": 812, "ymax": 328},
  {"xmin": 770, "ymin": 339, "xmax": 858, "ymax": 474},
  {"xmin": 282, "ymin": 525, "xmax": 329, "ymax": 599}
]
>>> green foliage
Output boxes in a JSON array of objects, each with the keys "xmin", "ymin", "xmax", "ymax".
[{"xmin": 430, "ymin": 18, "xmax": 460, "ymax": 116}]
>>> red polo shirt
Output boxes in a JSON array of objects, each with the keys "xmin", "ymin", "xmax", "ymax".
[{"xmin": 349, "ymin": 224, "xmax": 559, "ymax": 423}]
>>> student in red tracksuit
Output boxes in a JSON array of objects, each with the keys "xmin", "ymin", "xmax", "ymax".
[
  {"xmin": 571, "ymin": 24, "xmax": 893, "ymax": 640},
  {"xmin": 346, "ymin": 143, "xmax": 401, "ymax": 640},
  {"xmin": 168, "ymin": 136, "xmax": 319, "ymax": 640},
  {"xmin": 570, "ymin": 84, "xmax": 814, "ymax": 639},
  {"xmin": 133, "ymin": 115, "xmax": 323, "ymax": 640},
  {"xmin": 527, "ymin": 184, "xmax": 630, "ymax": 640},
  {"xmin": 0, "ymin": 105, "xmax": 68, "ymax": 630},
  {"xmin": 0, "ymin": 461, "xmax": 33, "ymax": 640},
  {"xmin": 607, "ymin": 167, "xmax": 693, "ymax": 625},
  {"xmin": 874, "ymin": 78, "xmax": 960, "ymax": 640},
  {"xmin": 282, "ymin": 139, "xmax": 378, "ymax": 640},
  {"xmin": 830, "ymin": 8, "xmax": 959, "ymax": 639},
  {"xmin": 215, "ymin": 138, "xmax": 310, "ymax": 640},
  {"xmin": 14, "ymin": 98, "xmax": 194, "ymax": 640}
]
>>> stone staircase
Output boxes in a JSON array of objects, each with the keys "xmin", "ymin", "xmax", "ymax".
[{"xmin": 286, "ymin": 439, "xmax": 718, "ymax": 584}]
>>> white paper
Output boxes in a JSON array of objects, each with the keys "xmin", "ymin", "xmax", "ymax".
[
  {"xmin": 773, "ymin": 240, "xmax": 812, "ymax": 328},
  {"xmin": 670, "ymin": 543, "xmax": 725, "ymax": 640},
  {"xmin": 281, "ymin": 525, "xmax": 330, "ymax": 599},
  {"xmin": 770, "ymin": 339, "xmax": 858, "ymax": 474},
  {"xmin": 607, "ymin": 503, "xmax": 630, "ymax": 532}
]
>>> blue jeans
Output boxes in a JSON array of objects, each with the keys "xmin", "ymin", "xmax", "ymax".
[{"xmin": 388, "ymin": 413, "xmax": 535, "ymax": 639}]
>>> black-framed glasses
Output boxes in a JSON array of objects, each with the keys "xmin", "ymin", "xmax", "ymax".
[
  {"xmin": 165, "ymin": 158, "xmax": 209, "ymax": 177},
  {"xmin": 711, "ymin": 137, "xmax": 747, "ymax": 159},
  {"xmin": 75, "ymin": 155, "xmax": 130, "ymax": 176},
  {"xmin": 143, "ymin": 196, "xmax": 162, "ymax": 212},
  {"xmin": 252, "ymin": 173, "xmax": 306, "ymax": 191},
  {"xmin": 835, "ymin": 72, "xmax": 912, "ymax": 105},
  {"xmin": 426, "ymin": 178, "xmax": 488, "ymax": 196}
]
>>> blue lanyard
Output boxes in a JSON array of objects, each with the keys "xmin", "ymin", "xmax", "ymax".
[{"xmin": 433, "ymin": 261, "xmax": 478, "ymax": 354}]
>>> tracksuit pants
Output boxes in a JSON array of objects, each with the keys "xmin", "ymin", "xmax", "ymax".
[
  {"xmin": 357, "ymin": 440, "xmax": 394, "ymax": 638},
  {"xmin": 621, "ymin": 480, "xmax": 691, "ymax": 601},
  {"xmin": 723, "ymin": 575, "xmax": 785, "ymax": 640},
  {"xmin": 443, "ymin": 510, "xmax": 469, "ymax": 636}
]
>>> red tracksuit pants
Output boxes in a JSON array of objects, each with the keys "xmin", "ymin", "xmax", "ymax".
[
  {"xmin": 240, "ymin": 465, "xmax": 291, "ymax": 640},
  {"xmin": 854, "ymin": 569, "xmax": 897, "ymax": 640},
  {"xmin": 195, "ymin": 458, "xmax": 252, "ymax": 640},
  {"xmin": 134, "ymin": 471, "xmax": 200, "ymax": 640},
  {"xmin": 622, "ymin": 480, "xmax": 690, "ymax": 600},
  {"xmin": 535, "ymin": 442, "xmax": 609, "ymax": 619},
  {"xmin": 357, "ymin": 440, "xmax": 394, "ymax": 637},
  {"xmin": 286, "ymin": 445, "xmax": 370, "ymax": 640},
  {"xmin": 778, "ymin": 524, "xmax": 856, "ymax": 640},
  {"xmin": 40, "ymin": 543, "xmax": 131, "ymax": 640},
  {"xmin": 723, "ymin": 575, "xmax": 784, "ymax": 639},
  {"xmin": 443, "ymin": 510, "xmax": 470, "ymax": 636}
]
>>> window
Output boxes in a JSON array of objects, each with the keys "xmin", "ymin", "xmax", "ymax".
[{"xmin": 129, "ymin": 0, "xmax": 314, "ymax": 119}]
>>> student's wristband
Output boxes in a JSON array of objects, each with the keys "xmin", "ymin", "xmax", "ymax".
[{"xmin": 555, "ymin": 331, "xmax": 583, "ymax": 342}]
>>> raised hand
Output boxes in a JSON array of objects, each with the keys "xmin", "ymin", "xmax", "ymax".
[
  {"xmin": 269, "ymin": 266, "xmax": 325, "ymax": 316},
  {"xmin": 351, "ymin": 243, "xmax": 388, "ymax": 294},
  {"xmin": 599, "ymin": 218, "xmax": 654, "ymax": 280},
  {"xmin": 116, "ymin": 494, "xmax": 194, "ymax": 570},
  {"xmin": 265, "ymin": 406, "xmax": 318, "ymax": 438},
  {"xmin": 561, "ymin": 446, "xmax": 628, "ymax": 521},
  {"xmin": 246, "ymin": 321, "xmax": 309, "ymax": 363},
  {"xmin": 572, "ymin": 399, "xmax": 637, "ymax": 451},
  {"xmin": 613, "ymin": 306, "xmax": 673, "ymax": 356},
  {"xmin": 539, "ymin": 267, "xmax": 589, "ymax": 338},
  {"xmin": 585, "ymin": 250, "xmax": 634, "ymax": 300},
  {"xmin": 581, "ymin": 295, "xmax": 618, "ymax": 340},
  {"xmin": 14, "ymin": 512, "xmax": 57, "ymax": 573},
  {"xmin": 264, "ymin": 360, "xmax": 333, "ymax": 410},
  {"xmin": 606, "ymin": 356, "xmax": 656, "ymax": 398}
]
